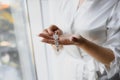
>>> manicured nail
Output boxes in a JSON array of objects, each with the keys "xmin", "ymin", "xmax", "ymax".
[{"xmin": 72, "ymin": 37, "xmax": 78, "ymax": 42}]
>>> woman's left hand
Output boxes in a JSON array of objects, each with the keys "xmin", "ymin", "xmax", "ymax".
[{"xmin": 39, "ymin": 33, "xmax": 84, "ymax": 45}]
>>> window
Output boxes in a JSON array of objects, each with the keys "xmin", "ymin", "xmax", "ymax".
[{"xmin": 0, "ymin": 0, "xmax": 36, "ymax": 80}]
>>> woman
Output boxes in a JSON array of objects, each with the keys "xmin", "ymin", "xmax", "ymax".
[{"xmin": 39, "ymin": 0, "xmax": 120, "ymax": 80}]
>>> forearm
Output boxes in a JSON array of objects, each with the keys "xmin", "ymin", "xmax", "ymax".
[{"xmin": 76, "ymin": 37, "xmax": 115, "ymax": 66}]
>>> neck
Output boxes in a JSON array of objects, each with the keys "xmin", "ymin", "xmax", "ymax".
[
  {"xmin": 77, "ymin": 0, "xmax": 85, "ymax": 9},
  {"xmin": 80, "ymin": 0, "xmax": 85, "ymax": 5}
]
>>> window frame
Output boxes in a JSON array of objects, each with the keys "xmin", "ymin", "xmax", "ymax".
[{"xmin": 26, "ymin": 0, "xmax": 49, "ymax": 80}]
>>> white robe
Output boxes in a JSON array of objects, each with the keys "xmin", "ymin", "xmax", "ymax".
[{"xmin": 48, "ymin": 0, "xmax": 120, "ymax": 80}]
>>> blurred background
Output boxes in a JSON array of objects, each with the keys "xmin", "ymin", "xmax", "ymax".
[
  {"xmin": 0, "ymin": 0, "xmax": 50, "ymax": 80},
  {"xmin": 0, "ymin": 1, "xmax": 23, "ymax": 80}
]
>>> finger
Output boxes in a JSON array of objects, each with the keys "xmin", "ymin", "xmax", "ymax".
[
  {"xmin": 38, "ymin": 29, "xmax": 48, "ymax": 36},
  {"xmin": 71, "ymin": 35, "xmax": 82, "ymax": 45},
  {"xmin": 71, "ymin": 37, "xmax": 79, "ymax": 42},
  {"xmin": 49, "ymin": 25, "xmax": 58, "ymax": 31},
  {"xmin": 41, "ymin": 39, "xmax": 55, "ymax": 44},
  {"xmin": 39, "ymin": 33, "xmax": 53, "ymax": 39},
  {"xmin": 48, "ymin": 25, "xmax": 62, "ymax": 36},
  {"xmin": 48, "ymin": 28, "xmax": 54, "ymax": 36},
  {"xmin": 55, "ymin": 29, "xmax": 63, "ymax": 35},
  {"xmin": 47, "ymin": 25, "xmax": 57, "ymax": 35},
  {"xmin": 43, "ymin": 29, "xmax": 49, "ymax": 34}
]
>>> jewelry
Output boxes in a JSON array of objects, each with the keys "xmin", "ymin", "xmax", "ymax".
[{"xmin": 53, "ymin": 32, "xmax": 59, "ymax": 52}]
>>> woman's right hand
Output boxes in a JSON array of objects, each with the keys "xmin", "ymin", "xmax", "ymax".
[
  {"xmin": 39, "ymin": 25, "xmax": 63, "ymax": 50},
  {"xmin": 39, "ymin": 25, "xmax": 63, "ymax": 42}
]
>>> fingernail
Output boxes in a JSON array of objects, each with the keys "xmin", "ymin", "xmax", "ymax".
[{"xmin": 71, "ymin": 37, "xmax": 78, "ymax": 42}]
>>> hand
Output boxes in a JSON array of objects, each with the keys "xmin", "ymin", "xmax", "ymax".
[
  {"xmin": 39, "ymin": 25, "xmax": 84, "ymax": 46},
  {"xmin": 39, "ymin": 25, "xmax": 63, "ymax": 38},
  {"xmin": 39, "ymin": 33, "xmax": 83, "ymax": 46}
]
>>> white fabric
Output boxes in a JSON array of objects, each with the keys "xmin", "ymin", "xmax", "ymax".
[{"xmin": 48, "ymin": 0, "xmax": 120, "ymax": 80}]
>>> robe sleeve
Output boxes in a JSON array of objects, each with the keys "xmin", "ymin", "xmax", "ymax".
[{"xmin": 102, "ymin": 2, "xmax": 120, "ymax": 78}]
